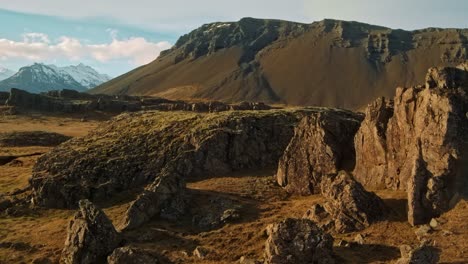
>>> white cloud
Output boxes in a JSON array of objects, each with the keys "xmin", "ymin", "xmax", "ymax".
[{"xmin": 0, "ymin": 32, "xmax": 172, "ymax": 65}]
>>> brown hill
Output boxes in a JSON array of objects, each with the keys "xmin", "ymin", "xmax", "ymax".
[{"xmin": 91, "ymin": 18, "xmax": 468, "ymax": 109}]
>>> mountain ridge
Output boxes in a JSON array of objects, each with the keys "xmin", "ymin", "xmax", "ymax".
[
  {"xmin": 0, "ymin": 63, "xmax": 111, "ymax": 93},
  {"xmin": 91, "ymin": 18, "xmax": 468, "ymax": 109}
]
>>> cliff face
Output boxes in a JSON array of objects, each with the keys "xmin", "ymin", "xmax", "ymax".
[{"xmin": 92, "ymin": 18, "xmax": 468, "ymax": 109}]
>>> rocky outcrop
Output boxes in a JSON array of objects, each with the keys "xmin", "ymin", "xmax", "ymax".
[
  {"xmin": 395, "ymin": 244, "xmax": 439, "ymax": 264},
  {"xmin": 353, "ymin": 97, "xmax": 393, "ymax": 189},
  {"xmin": 264, "ymin": 218, "xmax": 334, "ymax": 264},
  {"xmin": 425, "ymin": 64, "xmax": 468, "ymax": 89},
  {"xmin": 61, "ymin": 200, "xmax": 121, "ymax": 264},
  {"xmin": 107, "ymin": 247, "xmax": 159, "ymax": 264},
  {"xmin": 353, "ymin": 64, "xmax": 468, "ymax": 225},
  {"xmin": 31, "ymin": 110, "xmax": 309, "ymax": 208},
  {"xmin": 122, "ymin": 168, "xmax": 186, "ymax": 230},
  {"xmin": 0, "ymin": 131, "xmax": 71, "ymax": 147},
  {"xmin": 276, "ymin": 110, "xmax": 363, "ymax": 195},
  {"xmin": 305, "ymin": 171, "xmax": 387, "ymax": 233}
]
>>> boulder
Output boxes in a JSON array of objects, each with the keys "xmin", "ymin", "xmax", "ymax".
[
  {"xmin": 61, "ymin": 200, "xmax": 120, "ymax": 264},
  {"xmin": 277, "ymin": 110, "xmax": 363, "ymax": 195},
  {"xmin": 305, "ymin": 171, "xmax": 387, "ymax": 233},
  {"xmin": 264, "ymin": 218, "xmax": 334, "ymax": 264},
  {"xmin": 395, "ymin": 244, "xmax": 439, "ymax": 264},
  {"xmin": 107, "ymin": 247, "xmax": 159, "ymax": 264},
  {"xmin": 122, "ymin": 169, "xmax": 186, "ymax": 230}
]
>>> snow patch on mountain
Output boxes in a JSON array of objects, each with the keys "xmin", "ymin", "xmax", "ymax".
[{"xmin": 50, "ymin": 63, "xmax": 111, "ymax": 89}]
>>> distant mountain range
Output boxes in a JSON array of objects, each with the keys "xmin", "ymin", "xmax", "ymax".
[
  {"xmin": 91, "ymin": 18, "xmax": 468, "ymax": 109},
  {"xmin": 0, "ymin": 67, "xmax": 15, "ymax": 81},
  {"xmin": 0, "ymin": 63, "xmax": 111, "ymax": 93}
]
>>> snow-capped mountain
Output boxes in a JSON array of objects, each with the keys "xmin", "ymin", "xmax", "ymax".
[
  {"xmin": 0, "ymin": 67, "xmax": 15, "ymax": 81},
  {"xmin": 50, "ymin": 63, "xmax": 111, "ymax": 89},
  {"xmin": 0, "ymin": 63, "xmax": 111, "ymax": 93}
]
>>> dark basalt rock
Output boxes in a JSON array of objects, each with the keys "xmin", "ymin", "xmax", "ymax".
[
  {"xmin": 307, "ymin": 171, "xmax": 387, "ymax": 233},
  {"xmin": 264, "ymin": 218, "xmax": 335, "ymax": 264},
  {"xmin": 61, "ymin": 200, "xmax": 121, "ymax": 264}
]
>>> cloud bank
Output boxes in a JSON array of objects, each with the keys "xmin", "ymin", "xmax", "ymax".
[{"xmin": 0, "ymin": 32, "xmax": 172, "ymax": 65}]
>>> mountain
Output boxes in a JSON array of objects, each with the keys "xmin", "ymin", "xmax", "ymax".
[
  {"xmin": 91, "ymin": 18, "xmax": 468, "ymax": 109},
  {"xmin": 0, "ymin": 63, "xmax": 111, "ymax": 93},
  {"xmin": 50, "ymin": 63, "xmax": 111, "ymax": 89},
  {"xmin": 0, "ymin": 67, "xmax": 15, "ymax": 81}
]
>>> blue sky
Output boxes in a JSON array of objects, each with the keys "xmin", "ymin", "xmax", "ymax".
[{"xmin": 0, "ymin": 0, "xmax": 467, "ymax": 76}]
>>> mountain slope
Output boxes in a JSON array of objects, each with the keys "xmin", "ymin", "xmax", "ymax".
[
  {"xmin": 0, "ymin": 67, "xmax": 15, "ymax": 81},
  {"xmin": 0, "ymin": 63, "xmax": 111, "ymax": 93},
  {"xmin": 92, "ymin": 18, "xmax": 468, "ymax": 109}
]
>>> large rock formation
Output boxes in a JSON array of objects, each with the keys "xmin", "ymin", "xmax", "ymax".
[
  {"xmin": 61, "ymin": 200, "xmax": 121, "ymax": 264},
  {"xmin": 264, "ymin": 218, "xmax": 334, "ymax": 264},
  {"xmin": 276, "ymin": 110, "xmax": 363, "ymax": 195},
  {"xmin": 353, "ymin": 97, "xmax": 393, "ymax": 189},
  {"xmin": 31, "ymin": 110, "xmax": 312, "ymax": 208},
  {"xmin": 304, "ymin": 171, "xmax": 387, "ymax": 233},
  {"xmin": 353, "ymin": 64, "xmax": 468, "ymax": 225}
]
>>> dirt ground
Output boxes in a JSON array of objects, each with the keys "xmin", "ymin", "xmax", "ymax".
[{"xmin": 0, "ymin": 114, "xmax": 466, "ymax": 264}]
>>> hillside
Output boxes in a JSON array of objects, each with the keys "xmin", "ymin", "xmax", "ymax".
[{"xmin": 91, "ymin": 18, "xmax": 468, "ymax": 109}]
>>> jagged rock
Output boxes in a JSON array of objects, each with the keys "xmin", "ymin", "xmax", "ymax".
[
  {"xmin": 302, "ymin": 204, "xmax": 334, "ymax": 230},
  {"xmin": 31, "ymin": 110, "xmax": 308, "ymax": 208},
  {"xmin": 122, "ymin": 169, "xmax": 186, "ymax": 230},
  {"xmin": 107, "ymin": 247, "xmax": 159, "ymax": 264},
  {"xmin": 264, "ymin": 218, "xmax": 335, "ymax": 264},
  {"xmin": 353, "ymin": 97, "xmax": 393, "ymax": 189},
  {"xmin": 276, "ymin": 110, "xmax": 363, "ymax": 195},
  {"xmin": 395, "ymin": 244, "xmax": 439, "ymax": 264},
  {"xmin": 316, "ymin": 171, "xmax": 387, "ymax": 233},
  {"xmin": 353, "ymin": 65, "xmax": 468, "ymax": 225},
  {"xmin": 61, "ymin": 200, "xmax": 120, "ymax": 264}
]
